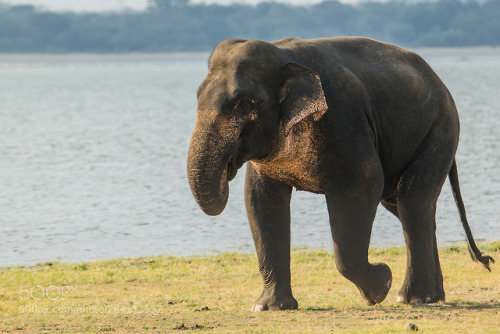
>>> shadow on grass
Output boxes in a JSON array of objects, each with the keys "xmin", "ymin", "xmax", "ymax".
[
  {"xmin": 305, "ymin": 300, "xmax": 500, "ymax": 312},
  {"xmin": 417, "ymin": 301, "xmax": 500, "ymax": 311}
]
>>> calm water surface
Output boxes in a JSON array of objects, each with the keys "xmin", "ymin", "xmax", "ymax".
[{"xmin": 0, "ymin": 50, "xmax": 499, "ymax": 267}]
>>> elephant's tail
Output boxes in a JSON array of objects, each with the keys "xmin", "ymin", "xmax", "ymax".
[{"xmin": 449, "ymin": 159, "xmax": 494, "ymax": 271}]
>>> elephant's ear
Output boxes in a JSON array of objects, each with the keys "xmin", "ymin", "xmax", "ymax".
[{"xmin": 279, "ymin": 62, "xmax": 328, "ymax": 136}]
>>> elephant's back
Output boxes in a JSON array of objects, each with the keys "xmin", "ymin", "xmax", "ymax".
[{"xmin": 275, "ymin": 37, "xmax": 440, "ymax": 86}]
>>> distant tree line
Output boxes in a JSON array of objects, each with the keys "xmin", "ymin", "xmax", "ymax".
[{"xmin": 0, "ymin": 0, "xmax": 499, "ymax": 53}]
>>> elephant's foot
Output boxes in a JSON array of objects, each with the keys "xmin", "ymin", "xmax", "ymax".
[
  {"xmin": 251, "ymin": 289, "xmax": 298, "ymax": 311},
  {"xmin": 397, "ymin": 280, "xmax": 445, "ymax": 304},
  {"xmin": 356, "ymin": 263, "xmax": 392, "ymax": 306}
]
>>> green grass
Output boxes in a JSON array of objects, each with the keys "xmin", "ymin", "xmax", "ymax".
[{"xmin": 0, "ymin": 243, "xmax": 498, "ymax": 333}]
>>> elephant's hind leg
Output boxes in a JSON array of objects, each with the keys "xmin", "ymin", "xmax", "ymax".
[
  {"xmin": 396, "ymin": 196, "xmax": 445, "ymax": 304},
  {"xmin": 394, "ymin": 129, "xmax": 456, "ymax": 304}
]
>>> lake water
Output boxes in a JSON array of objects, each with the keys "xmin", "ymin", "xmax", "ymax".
[{"xmin": 0, "ymin": 50, "xmax": 499, "ymax": 267}]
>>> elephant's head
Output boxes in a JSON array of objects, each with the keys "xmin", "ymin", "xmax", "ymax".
[{"xmin": 187, "ymin": 39, "xmax": 328, "ymax": 216}]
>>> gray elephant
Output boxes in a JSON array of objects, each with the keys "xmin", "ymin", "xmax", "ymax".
[{"xmin": 187, "ymin": 37, "xmax": 493, "ymax": 310}]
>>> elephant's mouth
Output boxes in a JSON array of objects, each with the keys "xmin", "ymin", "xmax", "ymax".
[{"xmin": 227, "ymin": 156, "xmax": 245, "ymax": 182}]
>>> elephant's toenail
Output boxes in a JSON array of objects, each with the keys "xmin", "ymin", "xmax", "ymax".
[{"xmin": 252, "ymin": 305, "xmax": 266, "ymax": 311}]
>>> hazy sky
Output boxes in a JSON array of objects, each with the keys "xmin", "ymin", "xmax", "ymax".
[{"xmin": 1, "ymin": 0, "xmax": 366, "ymax": 12}]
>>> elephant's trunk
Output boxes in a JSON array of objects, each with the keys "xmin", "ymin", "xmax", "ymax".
[{"xmin": 187, "ymin": 118, "xmax": 237, "ymax": 216}]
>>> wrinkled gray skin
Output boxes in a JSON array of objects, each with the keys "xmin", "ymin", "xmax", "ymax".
[{"xmin": 187, "ymin": 37, "xmax": 493, "ymax": 311}]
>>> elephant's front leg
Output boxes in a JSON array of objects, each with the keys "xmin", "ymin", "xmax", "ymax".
[
  {"xmin": 326, "ymin": 180, "xmax": 392, "ymax": 306},
  {"xmin": 245, "ymin": 163, "xmax": 297, "ymax": 311}
]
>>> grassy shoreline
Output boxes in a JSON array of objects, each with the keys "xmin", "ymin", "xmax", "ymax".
[{"xmin": 1, "ymin": 242, "xmax": 498, "ymax": 333}]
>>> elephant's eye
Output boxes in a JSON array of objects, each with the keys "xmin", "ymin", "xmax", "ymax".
[{"xmin": 236, "ymin": 98, "xmax": 255, "ymax": 110}]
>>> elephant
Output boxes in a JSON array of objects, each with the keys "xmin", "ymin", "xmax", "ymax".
[{"xmin": 187, "ymin": 37, "xmax": 494, "ymax": 310}]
